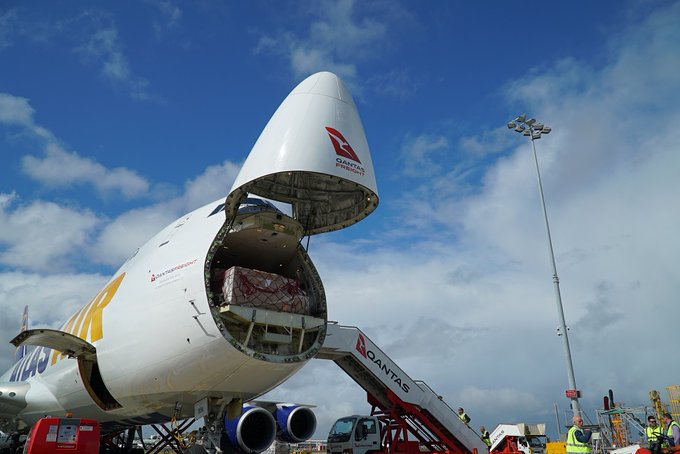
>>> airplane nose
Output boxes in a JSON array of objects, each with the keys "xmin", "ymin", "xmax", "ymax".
[
  {"xmin": 224, "ymin": 71, "xmax": 379, "ymax": 235},
  {"xmin": 289, "ymin": 71, "xmax": 356, "ymax": 107}
]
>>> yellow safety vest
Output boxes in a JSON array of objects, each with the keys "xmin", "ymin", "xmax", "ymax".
[
  {"xmin": 647, "ymin": 425, "xmax": 664, "ymax": 442},
  {"xmin": 482, "ymin": 431, "xmax": 491, "ymax": 447},
  {"xmin": 667, "ymin": 420, "xmax": 680, "ymax": 440},
  {"xmin": 567, "ymin": 425, "xmax": 592, "ymax": 454}
]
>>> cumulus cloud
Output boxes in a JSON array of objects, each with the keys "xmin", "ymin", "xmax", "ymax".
[
  {"xmin": 398, "ymin": 133, "xmax": 449, "ymax": 177},
  {"xmin": 22, "ymin": 143, "xmax": 150, "ymax": 197},
  {"xmin": 0, "ymin": 193, "xmax": 101, "ymax": 272},
  {"xmin": 0, "ymin": 8, "xmax": 158, "ymax": 101},
  {"xmin": 89, "ymin": 159, "xmax": 241, "ymax": 266},
  {"xmin": 0, "ymin": 92, "xmax": 151, "ymax": 198},
  {"xmin": 255, "ymin": 0, "xmax": 408, "ymax": 89},
  {"xmin": 0, "ymin": 92, "xmax": 35, "ymax": 126},
  {"xmin": 75, "ymin": 18, "xmax": 158, "ymax": 102},
  {"xmin": 88, "ymin": 205, "xmax": 176, "ymax": 267},
  {"xmin": 0, "ymin": 271, "xmax": 109, "ymax": 375},
  {"xmin": 0, "ymin": 9, "xmax": 17, "ymax": 51},
  {"xmin": 145, "ymin": 0, "xmax": 183, "ymax": 40},
  {"xmin": 180, "ymin": 160, "xmax": 242, "ymax": 213},
  {"xmin": 0, "ymin": 87, "xmax": 241, "ymax": 271}
]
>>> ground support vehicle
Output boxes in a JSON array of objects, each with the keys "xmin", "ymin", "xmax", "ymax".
[{"xmin": 488, "ymin": 423, "xmax": 546, "ymax": 454}]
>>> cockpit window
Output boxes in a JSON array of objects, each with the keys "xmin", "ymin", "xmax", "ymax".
[{"xmin": 238, "ymin": 197, "xmax": 281, "ymax": 214}]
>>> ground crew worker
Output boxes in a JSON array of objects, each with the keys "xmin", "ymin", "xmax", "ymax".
[
  {"xmin": 646, "ymin": 415, "xmax": 664, "ymax": 454},
  {"xmin": 663, "ymin": 412, "xmax": 680, "ymax": 446},
  {"xmin": 480, "ymin": 426, "xmax": 491, "ymax": 447},
  {"xmin": 458, "ymin": 408, "xmax": 470, "ymax": 425},
  {"xmin": 567, "ymin": 415, "xmax": 592, "ymax": 454}
]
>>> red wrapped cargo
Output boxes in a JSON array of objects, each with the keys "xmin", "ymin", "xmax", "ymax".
[{"xmin": 221, "ymin": 266, "xmax": 310, "ymax": 314}]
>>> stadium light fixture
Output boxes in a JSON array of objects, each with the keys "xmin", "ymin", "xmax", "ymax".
[{"xmin": 508, "ymin": 115, "xmax": 582, "ymax": 419}]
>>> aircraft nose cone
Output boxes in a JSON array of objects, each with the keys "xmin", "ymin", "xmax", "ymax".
[
  {"xmin": 289, "ymin": 71, "xmax": 356, "ymax": 108},
  {"xmin": 225, "ymin": 71, "xmax": 379, "ymax": 235}
]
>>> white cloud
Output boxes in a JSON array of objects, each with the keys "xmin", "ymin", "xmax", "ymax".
[
  {"xmin": 89, "ymin": 159, "xmax": 241, "ymax": 266},
  {"xmin": 145, "ymin": 0, "xmax": 183, "ymax": 40},
  {"xmin": 1, "ymin": 88, "xmax": 241, "ymax": 272},
  {"xmin": 180, "ymin": 160, "xmax": 242, "ymax": 213},
  {"xmin": 0, "ymin": 92, "xmax": 151, "ymax": 198},
  {"xmin": 366, "ymin": 68, "xmax": 420, "ymax": 99},
  {"xmin": 0, "ymin": 271, "xmax": 108, "ymax": 375},
  {"xmin": 0, "ymin": 9, "xmax": 158, "ymax": 102},
  {"xmin": 459, "ymin": 386, "xmax": 543, "ymax": 414},
  {"xmin": 255, "ymin": 0, "xmax": 401, "ymax": 86},
  {"xmin": 0, "ymin": 9, "xmax": 17, "ymax": 51},
  {"xmin": 0, "ymin": 92, "xmax": 35, "ymax": 126},
  {"xmin": 0, "ymin": 193, "xmax": 101, "ymax": 272},
  {"xmin": 398, "ymin": 133, "xmax": 449, "ymax": 177},
  {"xmin": 89, "ymin": 205, "xmax": 175, "ymax": 267},
  {"xmin": 74, "ymin": 14, "xmax": 158, "ymax": 102},
  {"xmin": 22, "ymin": 143, "xmax": 150, "ymax": 198}
]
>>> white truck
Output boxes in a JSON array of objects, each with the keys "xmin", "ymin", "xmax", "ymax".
[
  {"xmin": 327, "ymin": 415, "xmax": 385, "ymax": 454},
  {"xmin": 489, "ymin": 423, "xmax": 547, "ymax": 454}
]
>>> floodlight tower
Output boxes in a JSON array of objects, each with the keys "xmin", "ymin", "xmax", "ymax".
[{"xmin": 507, "ymin": 114, "xmax": 582, "ymax": 418}]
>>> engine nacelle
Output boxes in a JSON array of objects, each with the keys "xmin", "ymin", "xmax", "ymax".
[
  {"xmin": 224, "ymin": 405, "xmax": 277, "ymax": 453},
  {"xmin": 274, "ymin": 404, "xmax": 317, "ymax": 443}
]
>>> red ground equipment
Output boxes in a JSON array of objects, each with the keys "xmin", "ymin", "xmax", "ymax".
[{"xmin": 23, "ymin": 417, "xmax": 100, "ymax": 453}]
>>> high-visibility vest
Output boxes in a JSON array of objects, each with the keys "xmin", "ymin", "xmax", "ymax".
[
  {"xmin": 567, "ymin": 426, "xmax": 592, "ymax": 454},
  {"xmin": 667, "ymin": 421, "xmax": 679, "ymax": 443},
  {"xmin": 482, "ymin": 431, "xmax": 491, "ymax": 447},
  {"xmin": 647, "ymin": 425, "xmax": 664, "ymax": 442}
]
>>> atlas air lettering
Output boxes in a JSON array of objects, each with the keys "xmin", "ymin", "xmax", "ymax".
[
  {"xmin": 9, "ymin": 346, "xmax": 51, "ymax": 382},
  {"xmin": 10, "ymin": 274, "xmax": 125, "ymax": 382},
  {"xmin": 355, "ymin": 334, "xmax": 410, "ymax": 393},
  {"xmin": 50, "ymin": 273, "xmax": 126, "ymax": 366}
]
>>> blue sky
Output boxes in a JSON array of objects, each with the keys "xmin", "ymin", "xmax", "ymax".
[{"xmin": 1, "ymin": 0, "xmax": 680, "ymax": 441}]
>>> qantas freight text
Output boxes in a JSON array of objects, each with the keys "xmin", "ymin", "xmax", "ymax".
[{"xmin": 335, "ymin": 158, "xmax": 366, "ymax": 176}]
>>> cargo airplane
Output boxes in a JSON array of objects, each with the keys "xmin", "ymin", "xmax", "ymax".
[{"xmin": 0, "ymin": 71, "xmax": 379, "ymax": 453}]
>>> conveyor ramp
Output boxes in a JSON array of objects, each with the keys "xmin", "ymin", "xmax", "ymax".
[{"xmin": 318, "ymin": 323, "xmax": 487, "ymax": 454}]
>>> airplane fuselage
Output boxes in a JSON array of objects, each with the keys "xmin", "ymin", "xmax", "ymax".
[{"xmin": 2, "ymin": 197, "xmax": 327, "ymax": 426}]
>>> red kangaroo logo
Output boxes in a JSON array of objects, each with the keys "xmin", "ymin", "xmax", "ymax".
[
  {"xmin": 356, "ymin": 334, "xmax": 367, "ymax": 358},
  {"xmin": 326, "ymin": 127, "xmax": 361, "ymax": 163}
]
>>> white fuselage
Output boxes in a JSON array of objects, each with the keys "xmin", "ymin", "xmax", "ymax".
[{"xmin": 1, "ymin": 198, "xmax": 314, "ymax": 426}]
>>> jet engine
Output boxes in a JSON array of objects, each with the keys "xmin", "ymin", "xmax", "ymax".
[
  {"xmin": 224, "ymin": 405, "xmax": 277, "ymax": 453},
  {"xmin": 273, "ymin": 404, "xmax": 317, "ymax": 443}
]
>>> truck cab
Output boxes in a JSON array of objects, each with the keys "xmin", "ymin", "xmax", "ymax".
[
  {"xmin": 490, "ymin": 423, "xmax": 547, "ymax": 454},
  {"xmin": 327, "ymin": 415, "xmax": 381, "ymax": 454}
]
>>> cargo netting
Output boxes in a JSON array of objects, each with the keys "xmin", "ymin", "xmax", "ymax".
[{"xmin": 219, "ymin": 266, "xmax": 310, "ymax": 315}]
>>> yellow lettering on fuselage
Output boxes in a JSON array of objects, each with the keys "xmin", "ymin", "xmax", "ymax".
[{"xmin": 51, "ymin": 273, "xmax": 126, "ymax": 365}]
